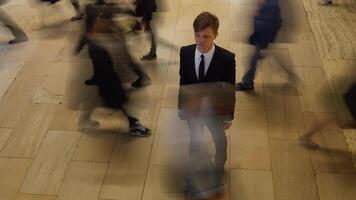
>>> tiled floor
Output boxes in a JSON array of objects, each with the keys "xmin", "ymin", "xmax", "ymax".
[{"xmin": 0, "ymin": 0, "xmax": 355, "ymax": 200}]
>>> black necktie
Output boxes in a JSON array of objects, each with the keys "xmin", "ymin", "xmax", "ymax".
[{"xmin": 199, "ymin": 54, "xmax": 205, "ymax": 81}]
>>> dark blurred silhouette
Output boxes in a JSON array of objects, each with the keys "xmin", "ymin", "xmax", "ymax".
[
  {"xmin": 236, "ymin": 0, "xmax": 302, "ymax": 91},
  {"xmin": 75, "ymin": 4, "xmax": 150, "ymax": 137},
  {"xmin": 77, "ymin": 3, "xmax": 150, "ymax": 88},
  {"xmin": 134, "ymin": 0, "xmax": 158, "ymax": 60},
  {"xmin": 0, "ymin": 0, "xmax": 28, "ymax": 44},
  {"xmin": 39, "ymin": 0, "xmax": 84, "ymax": 21}
]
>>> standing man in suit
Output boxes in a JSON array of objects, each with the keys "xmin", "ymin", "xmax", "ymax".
[{"xmin": 179, "ymin": 12, "xmax": 236, "ymax": 200}]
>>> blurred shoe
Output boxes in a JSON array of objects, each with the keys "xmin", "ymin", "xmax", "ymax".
[
  {"xmin": 9, "ymin": 36, "xmax": 28, "ymax": 44},
  {"xmin": 141, "ymin": 52, "xmax": 157, "ymax": 60},
  {"xmin": 95, "ymin": 0, "xmax": 106, "ymax": 5},
  {"xmin": 84, "ymin": 78, "xmax": 98, "ymax": 86},
  {"xmin": 129, "ymin": 122, "xmax": 151, "ymax": 137},
  {"xmin": 235, "ymin": 82, "xmax": 254, "ymax": 91},
  {"xmin": 298, "ymin": 136, "xmax": 320, "ymax": 150},
  {"xmin": 71, "ymin": 13, "xmax": 84, "ymax": 21},
  {"xmin": 131, "ymin": 76, "xmax": 151, "ymax": 88},
  {"xmin": 318, "ymin": 0, "xmax": 332, "ymax": 5}
]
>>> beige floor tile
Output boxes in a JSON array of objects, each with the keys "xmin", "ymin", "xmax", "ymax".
[
  {"xmin": 302, "ymin": 112, "xmax": 355, "ymax": 174},
  {"xmin": 295, "ymin": 67, "xmax": 330, "ymax": 95},
  {"xmin": 235, "ymin": 85, "xmax": 265, "ymax": 111},
  {"xmin": 176, "ymin": 4, "xmax": 229, "ymax": 34},
  {"xmin": 100, "ymin": 135, "xmax": 153, "ymax": 200},
  {"xmin": 40, "ymin": 62, "xmax": 73, "ymax": 96},
  {"xmin": 229, "ymin": 5, "xmax": 255, "ymax": 35},
  {"xmin": 14, "ymin": 194, "xmax": 56, "ymax": 200},
  {"xmin": 31, "ymin": 87, "xmax": 63, "ymax": 104},
  {"xmin": 1, "ymin": 104, "xmax": 57, "ymax": 158},
  {"xmin": 0, "ymin": 62, "xmax": 24, "ymax": 99},
  {"xmin": 0, "ymin": 158, "xmax": 32, "ymax": 200},
  {"xmin": 0, "ymin": 128, "xmax": 12, "ymax": 152},
  {"xmin": 307, "ymin": 12, "xmax": 355, "ymax": 60},
  {"xmin": 265, "ymin": 87, "xmax": 304, "ymax": 139},
  {"xmin": 298, "ymin": 94, "xmax": 336, "ymax": 112},
  {"xmin": 316, "ymin": 173, "xmax": 356, "ymax": 200},
  {"xmin": 19, "ymin": 130, "xmax": 80, "ymax": 195},
  {"xmin": 72, "ymin": 132, "xmax": 116, "ymax": 162},
  {"xmin": 1, "ymin": 41, "xmax": 40, "ymax": 63},
  {"xmin": 161, "ymin": 86, "xmax": 179, "ymax": 108},
  {"xmin": 144, "ymin": 64, "xmax": 169, "ymax": 86},
  {"xmin": 0, "ymin": 80, "xmax": 39, "ymax": 128},
  {"xmin": 150, "ymin": 108, "xmax": 189, "ymax": 165},
  {"xmin": 49, "ymin": 105, "xmax": 82, "ymax": 131},
  {"xmin": 142, "ymin": 166, "xmax": 186, "ymax": 200},
  {"xmin": 229, "ymin": 111, "xmax": 271, "ymax": 170},
  {"xmin": 56, "ymin": 161, "xmax": 108, "ymax": 200},
  {"xmin": 230, "ymin": 169, "xmax": 274, "ymax": 200},
  {"xmin": 269, "ymin": 139, "xmax": 318, "ymax": 200},
  {"xmin": 165, "ymin": 64, "xmax": 180, "ymax": 86}
]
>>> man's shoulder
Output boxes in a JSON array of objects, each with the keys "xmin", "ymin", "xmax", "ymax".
[
  {"xmin": 215, "ymin": 45, "xmax": 235, "ymax": 59},
  {"xmin": 181, "ymin": 44, "xmax": 196, "ymax": 53}
]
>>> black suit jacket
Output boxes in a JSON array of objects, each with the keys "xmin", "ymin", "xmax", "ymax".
[{"xmin": 179, "ymin": 44, "xmax": 236, "ymax": 85}]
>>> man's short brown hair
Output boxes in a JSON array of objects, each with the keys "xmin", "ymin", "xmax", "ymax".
[{"xmin": 193, "ymin": 12, "xmax": 219, "ymax": 33}]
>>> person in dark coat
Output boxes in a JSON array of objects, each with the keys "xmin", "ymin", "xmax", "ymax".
[
  {"xmin": 134, "ymin": 0, "xmax": 158, "ymax": 60},
  {"xmin": 235, "ymin": 0, "xmax": 281, "ymax": 91},
  {"xmin": 75, "ymin": 4, "xmax": 150, "ymax": 137}
]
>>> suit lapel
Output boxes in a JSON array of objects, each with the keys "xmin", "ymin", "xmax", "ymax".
[{"xmin": 189, "ymin": 45, "xmax": 199, "ymax": 82}]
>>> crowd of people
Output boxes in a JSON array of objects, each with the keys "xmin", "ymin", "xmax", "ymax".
[{"xmin": 1, "ymin": 0, "xmax": 355, "ymax": 200}]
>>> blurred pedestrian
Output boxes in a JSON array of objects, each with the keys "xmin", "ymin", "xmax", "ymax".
[
  {"xmin": 0, "ymin": 0, "xmax": 28, "ymax": 44},
  {"xmin": 75, "ymin": 4, "xmax": 151, "ymax": 136}
]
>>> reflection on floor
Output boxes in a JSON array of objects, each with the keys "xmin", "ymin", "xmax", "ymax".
[{"xmin": 0, "ymin": 0, "xmax": 355, "ymax": 200}]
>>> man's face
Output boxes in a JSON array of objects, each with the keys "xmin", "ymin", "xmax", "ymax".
[{"xmin": 194, "ymin": 27, "xmax": 218, "ymax": 52}]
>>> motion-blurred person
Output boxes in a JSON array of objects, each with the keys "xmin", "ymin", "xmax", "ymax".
[
  {"xmin": 75, "ymin": 4, "xmax": 150, "ymax": 136},
  {"xmin": 39, "ymin": 0, "xmax": 84, "ymax": 21},
  {"xmin": 134, "ymin": 0, "xmax": 158, "ymax": 60},
  {"xmin": 299, "ymin": 82, "xmax": 356, "ymax": 150},
  {"xmin": 0, "ymin": 0, "xmax": 28, "ymax": 44},
  {"xmin": 77, "ymin": 3, "xmax": 150, "ymax": 87},
  {"xmin": 236, "ymin": 0, "xmax": 284, "ymax": 91},
  {"xmin": 179, "ymin": 12, "xmax": 236, "ymax": 200},
  {"xmin": 70, "ymin": 0, "xmax": 84, "ymax": 21}
]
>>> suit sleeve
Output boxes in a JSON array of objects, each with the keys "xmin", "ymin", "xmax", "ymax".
[
  {"xmin": 179, "ymin": 47, "xmax": 188, "ymax": 85},
  {"xmin": 226, "ymin": 53, "xmax": 236, "ymax": 84}
]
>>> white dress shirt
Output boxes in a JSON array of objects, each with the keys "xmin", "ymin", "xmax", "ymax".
[{"xmin": 195, "ymin": 44, "xmax": 215, "ymax": 79}]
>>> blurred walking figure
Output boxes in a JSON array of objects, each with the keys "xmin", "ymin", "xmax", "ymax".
[
  {"xmin": 299, "ymin": 82, "xmax": 356, "ymax": 149},
  {"xmin": 70, "ymin": 0, "xmax": 84, "ymax": 21},
  {"xmin": 75, "ymin": 4, "xmax": 151, "ymax": 137},
  {"xmin": 0, "ymin": 0, "xmax": 28, "ymax": 44},
  {"xmin": 134, "ymin": 0, "xmax": 158, "ymax": 60},
  {"xmin": 236, "ymin": 0, "xmax": 301, "ymax": 91},
  {"xmin": 39, "ymin": 0, "xmax": 84, "ymax": 21},
  {"xmin": 77, "ymin": 3, "xmax": 150, "ymax": 87}
]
